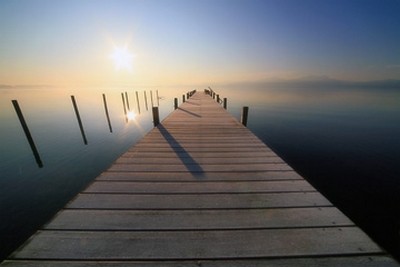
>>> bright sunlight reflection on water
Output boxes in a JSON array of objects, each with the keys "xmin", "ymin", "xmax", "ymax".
[{"xmin": 127, "ymin": 111, "xmax": 136, "ymax": 121}]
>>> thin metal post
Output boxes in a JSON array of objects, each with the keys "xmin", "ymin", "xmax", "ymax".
[
  {"xmin": 152, "ymin": 107, "xmax": 160, "ymax": 127},
  {"xmin": 71, "ymin": 95, "xmax": 88, "ymax": 144},
  {"xmin": 174, "ymin": 98, "xmax": 178, "ymax": 110},
  {"xmin": 156, "ymin": 90, "xmax": 160, "ymax": 107},
  {"xmin": 223, "ymin": 98, "xmax": 227, "ymax": 109},
  {"xmin": 121, "ymin": 93, "xmax": 127, "ymax": 123},
  {"xmin": 241, "ymin": 106, "xmax": 249, "ymax": 127},
  {"xmin": 144, "ymin": 91, "xmax": 148, "ymax": 111},
  {"xmin": 125, "ymin": 91, "xmax": 130, "ymax": 110},
  {"xmin": 12, "ymin": 100, "xmax": 43, "ymax": 168},
  {"xmin": 150, "ymin": 90, "xmax": 154, "ymax": 107},
  {"xmin": 135, "ymin": 91, "xmax": 141, "ymax": 114},
  {"xmin": 102, "ymin": 94, "xmax": 112, "ymax": 133}
]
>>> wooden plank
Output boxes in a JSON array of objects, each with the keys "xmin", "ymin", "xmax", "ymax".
[
  {"xmin": 120, "ymin": 151, "xmax": 279, "ymax": 159},
  {"xmin": 44, "ymin": 207, "xmax": 353, "ymax": 230},
  {"xmin": 67, "ymin": 192, "xmax": 332, "ymax": 209},
  {"xmin": 83, "ymin": 180, "xmax": 315, "ymax": 194},
  {"xmin": 133, "ymin": 143, "xmax": 268, "ymax": 148},
  {"xmin": 131, "ymin": 145, "xmax": 271, "ymax": 152},
  {"xmin": 141, "ymin": 136, "xmax": 262, "ymax": 142},
  {"xmin": 115, "ymin": 156, "xmax": 285, "ymax": 164},
  {"xmin": 128, "ymin": 147, "xmax": 273, "ymax": 153},
  {"xmin": 3, "ymin": 256, "xmax": 400, "ymax": 267},
  {"xmin": 11, "ymin": 228, "xmax": 382, "ymax": 260},
  {"xmin": 203, "ymin": 257, "xmax": 400, "ymax": 267},
  {"xmin": 97, "ymin": 171, "xmax": 304, "ymax": 181},
  {"xmin": 107, "ymin": 163, "xmax": 293, "ymax": 172}
]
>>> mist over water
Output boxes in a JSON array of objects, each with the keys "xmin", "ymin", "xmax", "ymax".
[{"xmin": 1, "ymin": 85, "xmax": 400, "ymax": 260}]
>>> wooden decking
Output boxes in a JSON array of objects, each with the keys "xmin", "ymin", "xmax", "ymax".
[{"xmin": 2, "ymin": 91, "xmax": 399, "ymax": 266}]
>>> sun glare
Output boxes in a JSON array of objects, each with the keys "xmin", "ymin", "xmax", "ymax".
[
  {"xmin": 110, "ymin": 46, "xmax": 134, "ymax": 71},
  {"xmin": 127, "ymin": 111, "xmax": 136, "ymax": 121}
]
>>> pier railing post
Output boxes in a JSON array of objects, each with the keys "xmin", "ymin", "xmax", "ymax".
[
  {"xmin": 217, "ymin": 94, "xmax": 220, "ymax": 103},
  {"xmin": 152, "ymin": 107, "xmax": 160, "ymax": 127},
  {"xmin": 183, "ymin": 94, "xmax": 186, "ymax": 103},
  {"xmin": 241, "ymin": 106, "xmax": 249, "ymax": 126},
  {"xmin": 223, "ymin": 98, "xmax": 227, "ymax": 109},
  {"xmin": 174, "ymin": 98, "xmax": 178, "ymax": 110}
]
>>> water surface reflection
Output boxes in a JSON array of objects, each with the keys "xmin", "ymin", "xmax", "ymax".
[
  {"xmin": 220, "ymin": 86, "xmax": 400, "ymax": 260},
  {"xmin": 0, "ymin": 86, "xmax": 189, "ymax": 260},
  {"xmin": 1, "ymin": 85, "xmax": 400, "ymax": 260}
]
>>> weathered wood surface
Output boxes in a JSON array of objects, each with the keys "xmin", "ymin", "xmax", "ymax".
[
  {"xmin": 45, "ymin": 207, "xmax": 352, "ymax": 230},
  {"xmin": 3, "ymin": 91, "xmax": 399, "ymax": 266},
  {"xmin": 7, "ymin": 228, "xmax": 383, "ymax": 259},
  {"xmin": 83, "ymin": 180, "xmax": 315, "ymax": 193},
  {"xmin": 2, "ymin": 257, "xmax": 400, "ymax": 267}
]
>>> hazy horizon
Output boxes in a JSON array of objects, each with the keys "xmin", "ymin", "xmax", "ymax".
[{"xmin": 1, "ymin": 77, "xmax": 400, "ymax": 91}]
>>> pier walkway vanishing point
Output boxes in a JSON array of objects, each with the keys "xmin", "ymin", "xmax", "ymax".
[{"xmin": 2, "ymin": 91, "xmax": 399, "ymax": 266}]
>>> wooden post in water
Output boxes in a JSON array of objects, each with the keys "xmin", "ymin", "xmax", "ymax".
[
  {"xmin": 11, "ymin": 100, "xmax": 44, "ymax": 168},
  {"xmin": 121, "ymin": 93, "xmax": 127, "ymax": 123},
  {"xmin": 125, "ymin": 92, "xmax": 130, "ymax": 111},
  {"xmin": 150, "ymin": 90, "xmax": 154, "ymax": 107},
  {"xmin": 174, "ymin": 98, "xmax": 178, "ymax": 110},
  {"xmin": 217, "ymin": 94, "xmax": 220, "ymax": 103},
  {"xmin": 144, "ymin": 91, "xmax": 148, "ymax": 111},
  {"xmin": 223, "ymin": 98, "xmax": 227, "ymax": 109},
  {"xmin": 187, "ymin": 92, "xmax": 190, "ymax": 100},
  {"xmin": 241, "ymin": 106, "xmax": 249, "ymax": 127},
  {"xmin": 135, "ymin": 91, "xmax": 141, "ymax": 114},
  {"xmin": 183, "ymin": 94, "xmax": 186, "ymax": 103},
  {"xmin": 156, "ymin": 90, "xmax": 160, "ymax": 107},
  {"xmin": 102, "ymin": 94, "xmax": 113, "ymax": 133},
  {"xmin": 71, "ymin": 95, "xmax": 88, "ymax": 145},
  {"xmin": 152, "ymin": 107, "xmax": 160, "ymax": 127}
]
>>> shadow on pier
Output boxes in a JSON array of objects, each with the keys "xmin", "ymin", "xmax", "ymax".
[{"xmin": 157, "ymin": 124, "xmax": 204, "ymax": 176}]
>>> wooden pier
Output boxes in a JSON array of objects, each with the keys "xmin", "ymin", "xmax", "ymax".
[{"xmin": 2, "ymin": 91, "xmax": 399, "ymax": 266}]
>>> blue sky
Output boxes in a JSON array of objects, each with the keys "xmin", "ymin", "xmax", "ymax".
[{"xmin": 0, "ymin": 0, "xmax": 399, "ymax": 86}]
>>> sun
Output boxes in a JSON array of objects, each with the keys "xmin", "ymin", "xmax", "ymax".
[{"xmin": 110, "ymin": 46, "xmax": 134, "ymax": 71}]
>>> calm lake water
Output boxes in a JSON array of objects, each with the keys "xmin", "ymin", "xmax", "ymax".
[{"xmin": 1, "ymin": 85, "xmax": 400, "ymax": 260}]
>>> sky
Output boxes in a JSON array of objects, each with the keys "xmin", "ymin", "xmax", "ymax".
[{"xmin": 0, "ymin": 0, "xmax": 399, "ymax": 87}]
